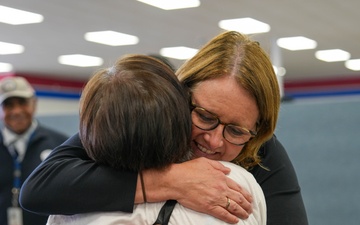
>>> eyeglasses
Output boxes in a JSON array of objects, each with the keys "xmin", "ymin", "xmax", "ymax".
[{"xmin": 190, "ymin": 103, "xmax": 257, "ymax": 146}]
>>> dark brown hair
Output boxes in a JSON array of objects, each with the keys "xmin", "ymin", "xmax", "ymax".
[{"xmin": 79, "ymin": 54, "xmax": 191, "ymax": 171}]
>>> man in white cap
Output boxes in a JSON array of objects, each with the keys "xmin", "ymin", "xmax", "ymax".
[{"xmin": 0, "ymin": 77, "xmax": 68, "ymax": 225}]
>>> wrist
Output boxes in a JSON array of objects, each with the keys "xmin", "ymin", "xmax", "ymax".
[
  {"xmin": 135, "ymin": 164, "xmax": 179, "ymax": 203},
  {"xmin": 139, "ymin": 171, "xmax": 147, "ymax": 202}
]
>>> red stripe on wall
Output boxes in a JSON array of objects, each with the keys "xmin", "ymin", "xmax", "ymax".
[
  {"xmin": 16, "ymin": 73, "xmax": 87, "ymax": 89},
  {"xmin": 284, "ymin": 77, "xmax": 360, "ymax": 89}
]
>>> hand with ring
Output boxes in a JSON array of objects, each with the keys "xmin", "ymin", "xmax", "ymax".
[
  {"xmin": 164, "ymin": 158, "xmax": 253, "ymax": 224},
  {"xmin": 225, "ymin": 197, "xmax": 231, "ymax": 209}
]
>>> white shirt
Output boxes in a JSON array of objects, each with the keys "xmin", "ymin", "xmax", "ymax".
[
  {"xmin": 2, "ymin": 120, "xmax": 37, "ymax": 161},
  {"xmin": 47, "ymin": 162, "xmax": 266, "ymax": 225}
]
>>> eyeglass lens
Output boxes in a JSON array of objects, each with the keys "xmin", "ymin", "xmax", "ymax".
[{"xmin": 191, "ymin": 107, "xmax": 252, "ymax": 145}]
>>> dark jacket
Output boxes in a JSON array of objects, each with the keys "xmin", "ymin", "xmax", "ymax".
[{"xmin": 0, "ymin": 125, "xmax": 68, "ymax": 225}]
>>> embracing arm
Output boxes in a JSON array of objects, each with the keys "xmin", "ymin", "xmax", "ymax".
[
  {"xmin": 20, "ymin": 134, "xmax": 252, "ymax": 224},
  {"xmin": 251, "ymin": 135, "xmax": 308, "ymax": 225},
  {"xmin": 20, "ymin": 133, "xmax": 138, "ymax": 214}
]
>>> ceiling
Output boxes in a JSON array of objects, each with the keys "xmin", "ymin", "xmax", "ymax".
[{"xmin": 1, "ymin": 0, "xmax": 360, "ymax": 83}]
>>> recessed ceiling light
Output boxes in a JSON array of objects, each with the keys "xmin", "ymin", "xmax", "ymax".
[
  {"xmin": 137, "ymin": 0, "xmax": 200, "ymax": 10},
  {"xmin": 160, "ymin": 46, "xmax": 198, "ymax": 60},
  {"xmin": 218, "ymin": 17, "xmax": 270, "ymax": 34},
  {"xmin": 277, "ymin": 36, "xmax": 317, "ymax": 51},
  {"xmin": 58, "ymin": 54, "xmax": 103, "ymax": 67},
  {"xmin": 84, "ymin": 31, "xmax": 139, "ymax": 46},
  {"xmin": 345, "ymin": 59, "xmax": 360, "ymax": 71},
  {"xmin": 315, "ymin": 49, "xmax": 350, "ymax": 62},
  {"xmin": 273, "ymin": 66, "xmax": 286, "ymax": 76},
  {"xmin": 0, "ymin": 5, "xmax": 44, "ymax": 25},
  {"xmin": 0, "ymin": 62, "xmax": 13, "ymax": 72},
  {"xmin": 0, "ymin": 41, "xmax": 24, "ymax": 55}
]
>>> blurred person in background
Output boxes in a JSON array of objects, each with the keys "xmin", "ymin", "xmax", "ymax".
[{"xmin": 0, "ymin": 76, "xmax": 68, "ymax": 225}]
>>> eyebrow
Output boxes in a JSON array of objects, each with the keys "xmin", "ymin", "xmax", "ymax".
[{"xmin": 192, "ymin": 98, "xmax": 257, "ymax": 130}]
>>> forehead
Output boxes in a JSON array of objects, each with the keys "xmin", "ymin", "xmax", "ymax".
[{"xmin": 3, "ymin": 97, "xmax": 32, "ymax": 105}]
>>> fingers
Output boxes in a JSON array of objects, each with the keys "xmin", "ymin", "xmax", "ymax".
[
  {"xmin": 206, "ymin": 158, "xmax": 231, "ymax": 174},
  {"xmin": 225, "ymin": 197, "xmax": 231, "ymax": 210},
  {"xmin": 170, "ymin": 158, "xmax": 253, "ymax": 223},
  {"xmin": 208, "ymin": 207, "xmax": 240, "ymax": 224},
  {"xmin": 225, "ymin": 176, "xmax": 253, "ymax": 202},
  {"xmin": 226, "ymin": 189, "xmax": 253, "ymax": 218},
  {"xmin": 206, "ymin": 159, "xmax": 253, "ymax": 218},
  {"xmin": 225, "ymin": 196, "xmax": 251, "ymax": 220},
  {"xmin": 226, "ymin": 176, "xmax": 252, "ymax": 207},
  {"xmin": 198, "ymin": 195, "xmax": 251, "ymax": 224}
]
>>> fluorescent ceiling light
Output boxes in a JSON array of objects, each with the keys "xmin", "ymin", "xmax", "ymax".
[
  {"xmin": 315, "ymin": 49, "xmax": 350, "ymax": 62},
  {"xmin": 0, "ymin": 5, "xmax": 43, "ymax": 25},
  {"xmin": 160, "ymin": 46, "xmax": 198, "ymax": 60},
  {"xmin": 277, "ymin": 36, "xmax": 317, "ymax": 51},
  {"xmin": 345, "ymin": 59, "xmax": 360, "ymax": 71},
  {"xmin": 85, "ymin": 31, "xmax": 139, "ymax": 46},
  {"xmin": 0, "ymin": 41, "xmax": 24, "ymax": 55},
  {"xmin": 218, "ymin": 17, "xmax": 270, "ymax": 34},
  {"xmin": 273, "ymin": 66, "xmax": 286, "ymax": 76},
  {"xmin": 0, "ymin": 62, "xmax": 13, "ymax": 72},
  {"xmin": 137, "ymin": 0, "xmax": 200, "ymax": 10},
  {"xmin": 58, "ymin": 54, "xmax": 103, "ymax": 67}
]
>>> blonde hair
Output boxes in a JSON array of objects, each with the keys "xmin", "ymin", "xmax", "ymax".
[{"xmin": 177, "ymin": 31, "xmax": 280, "ymax": 169}]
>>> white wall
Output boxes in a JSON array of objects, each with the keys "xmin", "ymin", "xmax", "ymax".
[{"xmin": 36, "ymin": 97, "xmax": 79, "ymax": 116}]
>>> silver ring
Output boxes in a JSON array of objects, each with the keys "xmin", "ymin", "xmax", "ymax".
[{"xmin": 225, "ymin": 197, "xmax": 230, "ymax": 209}]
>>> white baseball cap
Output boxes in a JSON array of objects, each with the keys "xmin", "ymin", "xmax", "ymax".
[{"xmin": 0, "ymin": 77, "xmax": 35, "ymax": 104}]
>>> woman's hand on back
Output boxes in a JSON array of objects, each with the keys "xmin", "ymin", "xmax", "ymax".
[{"xmin": 141, "ymin": 157, "xmax": 253, "ymax": 224}]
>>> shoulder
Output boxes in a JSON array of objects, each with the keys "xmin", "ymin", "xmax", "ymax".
[
  {"xmin": 251, "ymin": 135, "xmax": 300, "ymax": 189},
  {"xmin": 257, "ymin": 135, "xmax": 293, "ymax": 169},
  {"xmin": 220, "ymin": 161, "xmax": 250, "ymax": 177},
  {"xmin": 220, "ymin": 161, "xmax": 263, "ymax": 196},
  {"xmin": 29, "ymin": 125, "xmax": 68, "ymax": 148},
  {"xmin": 259, "ymin": 135, "xmax": 285, "ymax": 156},
  {"xmin": 34, "ymin": 125, "xmax": 68, "ymax": 140}
]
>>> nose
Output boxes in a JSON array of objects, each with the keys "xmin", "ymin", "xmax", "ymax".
[
  {"xmin": 9, "ymin": 103, "xmax": 24, "ymax": 115},
  {"xmin": 203, "ymin": 124, "xmax": 225, "ymax": 149}
]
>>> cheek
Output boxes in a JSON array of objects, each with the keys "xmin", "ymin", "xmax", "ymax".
[
  {"xmin": 24, "ymin": 106, "xmax": 36, "ymax": 117},
  {"xmin": 2, "ymin": 109, "xmax": 12, "ymax": 120},
  {"xmin": 190, "ymin": 125, "xmax": 203, "ymax": 140},
  {"xmin": 224, "ymin": 144, "xmax": 244, "ymax": 161}
]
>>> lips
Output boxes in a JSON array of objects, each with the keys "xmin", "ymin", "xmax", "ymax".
[{"xmin": 196, "ymin": 142, "xmax": 216, "ymax": 155}]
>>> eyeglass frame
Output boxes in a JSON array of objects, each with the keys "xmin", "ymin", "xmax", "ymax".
[{"xmin": 190, "ymin": 103, "xmax": 257, "ymax": 146}]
